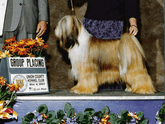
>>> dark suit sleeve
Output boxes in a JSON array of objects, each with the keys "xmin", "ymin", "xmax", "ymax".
[
  {"xmin": 125, "ymin": 0, "xmax": 139, "ymax": 20},
  {"xmin": 38, "ymin": 0, "xmax": 48, "ymax": 22}
]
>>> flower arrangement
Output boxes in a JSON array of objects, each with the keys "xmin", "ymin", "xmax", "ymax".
[
  {"xmin": 0, "ymin": 36, "xmax": 49, "ymax": 58},
  {"xmin": 155, "ymin": 102, "xmax": 165, "ymax": 124},
  {"xmin": 0, "ymin": 76, "xmax": 20, "ymax": 120},
  {"xmin": 21, "ymin": 102, "xmax": 149, "ymax": 124}
]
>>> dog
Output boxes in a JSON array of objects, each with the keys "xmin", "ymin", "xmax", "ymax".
[{"xmin": 55, "ymin": 15, "xmax": 156, "ymax": 94}]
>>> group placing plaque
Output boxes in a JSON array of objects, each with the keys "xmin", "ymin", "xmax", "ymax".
[{"xmin": 0, "ymin": 57, "xmax": 49, "ymax": 94}]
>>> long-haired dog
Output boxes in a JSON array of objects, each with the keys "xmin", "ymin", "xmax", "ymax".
[{"xmin": 55, "ymin": 15, "xmax": 156, "ymax": 94}]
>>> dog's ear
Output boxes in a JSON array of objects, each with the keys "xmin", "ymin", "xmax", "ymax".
[
  {"xmin": 61, "ymin": 16, "xmax": 80, "ymax": 50},
  {"xmin": 55, "ymin": 16, "xmax": 81, "ymax": 50},
  {"xmin": 64, "ymin": 16, "xmax": 80, "ymax": 49}
]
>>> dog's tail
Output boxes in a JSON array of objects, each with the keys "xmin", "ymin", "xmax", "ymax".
[{"xmin": 118, "ymin": 33, "xmax": 146, "ymax": 76}]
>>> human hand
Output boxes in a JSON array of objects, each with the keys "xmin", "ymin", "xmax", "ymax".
[
  {"xmin": 129, "ymin": 17, "xmax": 138, "ymax": 36},
  {"xmin": 129, "ymin": 25, "xmax": 138, "ymax": 36},
  {"xmin": 36, "ymin": 20, "xmax": 47, "ymax": 37}
]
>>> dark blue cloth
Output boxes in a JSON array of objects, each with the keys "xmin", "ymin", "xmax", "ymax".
[
  {"xmin": 83, "ymin": 18, "xmax": 124, "ymax": 39},
  {"xmin": 84, "ymin": 0, "xmax": 139, "ymax": 21}
]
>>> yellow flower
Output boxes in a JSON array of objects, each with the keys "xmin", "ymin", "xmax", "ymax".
[
  {"xmin": 25, "ymin": 38, "xmax": 36, "ymax": 47},
  {"xmin": 0, "ymin": 77, "xmax": 6, "ymax": 86},
  {"xmin": 7, "ymin": 83, "xmax": 20, "ymax": 93},
  {"xmin": 128, "ymin": 112, "xmax": 140, "ymax": 120},
  {"xmin": 17, "ymin": 39, "xmax": 26, "ymax": 46},
  {"xmin": 0, "ymin": 50, "xmax": 11, "ymax": 58},
  {"xmin": 9, "ymin": 47, "xmax": 18, "ymax": 55},
  {"xmin": 10, "ymin": 42, "xmax": 19, "ymax": 48},
  {"xmin": 0, "ymin": 101, "xmax": 5, "ymax": 110},
  {"xmin": 17, "ymin": 47, "xmax": 29, "ymax": 56},
  {"xmin": 36, "ymin": 37, "xmax": 44, "ymax": 46},
  {"xmin": 0, "ymin": 108, "xmax": 18, "ymax": 120},
  {"xmin": 4, "ymin": 36, "xmax": 16, "ymax": 44}
]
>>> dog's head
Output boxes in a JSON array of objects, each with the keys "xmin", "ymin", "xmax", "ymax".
[{"xmin": 55, "ymin": 15, "xmax": 82, "ymax": 51}]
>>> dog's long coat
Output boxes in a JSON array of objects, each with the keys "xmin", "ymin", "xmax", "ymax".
[{"xmin": 55, "ymin": 15, "xmax": 156, "ymax": 94}]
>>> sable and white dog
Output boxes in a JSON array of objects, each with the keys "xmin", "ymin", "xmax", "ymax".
[{"xmin": 55, "ymin": 15, "xmax": 156, "ymax": 94}]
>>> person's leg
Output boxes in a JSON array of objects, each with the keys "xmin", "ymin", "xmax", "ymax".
[{"xmin": 16, "ymin": 6, "xmax": 36, "ymax": 41}]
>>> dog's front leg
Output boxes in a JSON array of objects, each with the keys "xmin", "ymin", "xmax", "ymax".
[{"xmin": 70, "ymin": 62, "xmax": 99, "ymax": 94}]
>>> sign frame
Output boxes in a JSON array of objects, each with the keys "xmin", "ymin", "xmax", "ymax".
[{"xmin": 0, "ymin": 57, "xmax": 49, "ymax": 95}]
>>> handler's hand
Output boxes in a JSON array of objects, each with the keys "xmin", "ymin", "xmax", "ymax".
[
  {"xmin": 129, "ymin": 25, "xmax": 138, "ymax": 36},
  {"xmin": 36, "ymin": 20, "xmax": 47, "ymax": 37}
]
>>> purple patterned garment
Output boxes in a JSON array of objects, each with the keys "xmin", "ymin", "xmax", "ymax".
[{"xmin": 83, "ymin": 18, "xmax": 124, "ymax": 39}]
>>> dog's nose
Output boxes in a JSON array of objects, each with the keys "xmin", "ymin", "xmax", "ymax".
[{"xmin": 54, "ymin": 27, "xmax": 56, "ymax": 30}]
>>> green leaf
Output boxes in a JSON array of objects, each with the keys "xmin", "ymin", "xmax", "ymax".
[
  {"xmin": 138, "ymin": 118, "xmax": 149, "ymax": 124},
  {"xmin": 120, "ymin": 110, "xmax": 128, "ymax": 119},
  {"xmin": 76, "ymin": 112, "xmax": 84, "ymax": 122},
  {"xmin": 7, "ymin": 90, "xmax": 13, "ymax": 95},
  {"xmin": 45, "ymin": 110, "xmax": 56, "ymax": 123},
  {"xmin": 108, "ymin": 113, "xmax": 118, "ymax": 123},
  {"xmin": 21, "ymin": 117, "xmax": 31, "ymax": 124},
  {"xmin": 50, "ymin": 118, "xmax": 61, "ymax": 124},
  {"xmin": 93, "ymin": 111, "xmax": 102, "ymax": 119},
  {"xmin": 158, "ymin": 107, "xmax": 165, "ymax": 120},
  {"xmin": 66, "ymin": 108, "xmax": 75, "ymax": 118},
  {"xmin": 64, "ymin": 102, "xmax": 72, "ymax": 113},
  {"xmin": 136, "ymin": 111, "xmax": 144, "ymax": 120},
  {"xmin": 84, "ymin": 108, "xmax": 95, "ymax": 116},
  {"xmin": 81, "ymin": 119, "xmax": 90, "ymax": 124},
  {"xmin": 23, "ymin": 113, "xmax": 35, "ymax": 122},
  {"xmin": 57, "ymin": 110, "xmax": 65, "ymax": 120},
  {"xmin": 161, "ymin": 102, "xmax": 165, "ymax": 108},
  {"xmin": 21, "ymin": 120, "xmax": 31, "ymax": 124},
  {"xmin": 115, "ymin": 118, "xmax": 126, "ymax": 124},
  {"xmin": 101, "ymin": 106, "xmax": 110, "ymax": 115},
  {"xmin": 38, "ymin": 104, "xmax": 48, "ymax": 114}
]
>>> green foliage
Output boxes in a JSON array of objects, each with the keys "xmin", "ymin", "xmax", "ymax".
[
  {"xmin": 75, "ymin": 112, "xmax": 84, "ymax": 122},
  {"xmin": 21, "ymin": 113, "xmax": 35, "ymax": 124},
  {"xmin": 57, "ymin": 110, "xmax": 65, "ymax": 120},
  {"xmin": 138, "ymin": 118, "xmax": 149, "ymax": 124},
  {"xmin": 94, "ymin": 111, "xmax": 102, "ymax": 119},
  {"xmin": 64, "ymin": 102, "xmax": 75, "ymax": 118},
  {"xmin": 49, "ymin": 118, "xmax": 61, "ymax": 124},
  {"xmin": 64, "ymin": 102, "xmax": 72, "ymax": 113},
  {"xmin": 115, "ymin": 118, "xmax": 126, "ymax": 124},
  {"xmin": 136, "ymin": 111, "xmax": 144, "ymax": 120},
  {"xmin": 161, "ymin": 102, "xmax": 165, "ymax": 108},
  {"xmin": 108, "ymin": 113, "xmax": 118, "ymax": 124},
  {"xmin": 102, "ymin": 106, "xmax": 110, "ymax": 115},
  {"xmin": 38, "ymin": 104, "xmax": 48, "ymax": 114},
  {"xmin": 45, "ymin": 111, "xmax": 56, "ymax": 123},
  {"xmin": 158, "ymin": 105, "xmax": 165, "ymax": 123},
  {"xmin": 83, "ymin": 108, "xmax": 95, "ymax": 123},
  {"xmin": 84, "ymin": 108, "xmax": 95, "ymax": 117},
  {"xmin": 120, "ymin": 110, "xmax": 129, "ymax": 119},
  {"xmin": 21, "ymin": 102, "xmax": 150, "ymax": 124},
  {"xmin": 66, "ymin": 108, "xmax": 75, "ymax": 118}
]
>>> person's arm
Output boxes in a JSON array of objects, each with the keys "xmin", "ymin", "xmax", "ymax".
[
  {"xmin": 125, "ymin": 0, "xmax": 139, "ymax": 36},
  {"xmin": 36, "ymin": 0, "xmax": 48, "ymax": 37},
  {"xmin": 129, "ymin": 17, "xmax": 138, "ymax": 36},
  {"xmin": 36, "ymin": 20, "xmax": 47, "ymax": 37}
]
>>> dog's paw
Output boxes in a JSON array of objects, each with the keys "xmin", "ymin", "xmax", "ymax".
[
  {"xmin": 70, "ymin": 86, "xmax": 97, "ymax": 94},
  {"xmin": 132, "ymin": 88, "xmax": 156, "ymax": 94},
  {"xmin": 125, "ymin": 88, "xmax": 132, "ymax": 92}
]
